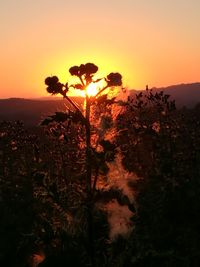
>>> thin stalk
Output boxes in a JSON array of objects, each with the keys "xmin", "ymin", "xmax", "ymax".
[
  {"xmin": 63, "ymin": 94, "xmax": 82, "ymax": 113},
  {"xmin": 63, "ymin": 94, "xmax": 86, "ymax": 124},
  {"xmin": 94, "ymin": 85, "xmax": 109, "ymax": 98},
  {"xmin": 85, "ymin": 95, "xmax": 95, "ymax": 266},
  {"xmin": 85, "ymin": 95, "xmax": 92, "ymax": 193},
  {"xmin": 79, "ymin": 75, "xmax": 85, "ymax": 87}
]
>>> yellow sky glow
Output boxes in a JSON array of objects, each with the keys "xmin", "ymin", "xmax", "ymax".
[{"xmin": 0, "ymin": 0, "xmax": 199, "ymax": 98}]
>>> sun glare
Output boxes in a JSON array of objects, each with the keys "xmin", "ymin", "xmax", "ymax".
[
  {"xmin": 70, "ymin": 79, "xmax": 105, "ymax": 98},
  {"xmin": 86, "ymin": 83, "xmax": 99, "ymax": 97}
]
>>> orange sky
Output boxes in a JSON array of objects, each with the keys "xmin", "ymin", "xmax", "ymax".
[{"xmin": 0, "ymin": 0, "xmax": 199, "ymax": 98}]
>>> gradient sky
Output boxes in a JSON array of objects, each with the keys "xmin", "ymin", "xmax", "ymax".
[{"xmin": 0, "ymin": 0, "xmax": 199, "ymax": 98}]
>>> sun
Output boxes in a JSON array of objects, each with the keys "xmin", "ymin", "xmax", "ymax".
[
  {"xmin": 86, "ymin": 82, "xmax": 99, "ymax": 97},
  {"xmin": 71, "ymin": 79, "xmax": 105, "ymax": 98}
]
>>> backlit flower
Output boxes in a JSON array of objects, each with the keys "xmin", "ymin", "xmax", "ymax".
[{"xmin": 106, "ymin": 73, "xmax": 122, "ymax": 86}]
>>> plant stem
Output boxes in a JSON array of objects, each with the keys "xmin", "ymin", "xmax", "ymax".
[
  {"xmin": 95, "ymin": 85, "xmax": 108, "ymax": 98},
  {"xmin": 85, "ymin": 95, "xmax": 95, "ymax": 266},
  {"xmin": 86, "ymin": 95, "xmax": 92, "ymax": 194}
]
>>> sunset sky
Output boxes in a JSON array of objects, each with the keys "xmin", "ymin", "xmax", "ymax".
[{"xmin": 0, "ymin": 0, "xmax": 199, "ymax": 98}]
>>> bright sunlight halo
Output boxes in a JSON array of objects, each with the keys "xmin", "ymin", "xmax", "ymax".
[{"xmin": 86, "ymin": 83, "xmax": 99, "ymax": 97}]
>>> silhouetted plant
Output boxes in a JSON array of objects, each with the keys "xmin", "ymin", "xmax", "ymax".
[{"xmin": 42, "ymin": 63, "xmax": 123, "ymax": 266}]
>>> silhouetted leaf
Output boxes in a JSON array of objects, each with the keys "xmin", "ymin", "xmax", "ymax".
[
  {"xmin": 93, "ymin": 78, "xmax": 102, "ymax": 83},
  {"xmin": 73, "ymin": 84, "xmax": 84, "ymax": 90}
]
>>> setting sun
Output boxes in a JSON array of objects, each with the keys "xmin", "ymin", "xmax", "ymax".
[
  {"xmin": 73, "ymin": 83, "xmax": 100, "ymax": 98},
  {"xmin": 86, "ymin": 83, "xmax": 99, "ymax": 97}
]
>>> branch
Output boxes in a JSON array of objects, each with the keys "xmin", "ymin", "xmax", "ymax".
[
  {"xmin": 79, "ymin": 75, "xmax": 85, "ymax": 87},
  {"xmin": 63, "ymin": 94, "xmax": 81, "ymax": 112},
  {"xmin": 94, "ymin": 85, "xmax": 109, "ymax": 98},
  {"xmin": 62, "ymin": 94, "xmax": 86, "ymax": 123}
]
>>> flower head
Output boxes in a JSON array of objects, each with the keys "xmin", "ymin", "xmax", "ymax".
[
  {"xmin": 45, "ymin": 76, "xmax": 63, "ymax": 95},
  {"xmin": 106, "ymin": 73, "xmax": 122, "ymax": 86},
  {"xmin": 69, "ymin": 66, "xmax": 79, "ymax": 76},
  {"xmin": 69, "ymin": 63, "xmax": 98, "ymax": 77},
  {"xmin": 84, "ymin": 63, "xmax": 98, "ymax": 75},
  {"xmin": 45, "ymin": 76, "xmax": 59, "ymax": 86}
]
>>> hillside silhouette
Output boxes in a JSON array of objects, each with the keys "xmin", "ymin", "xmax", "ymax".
[
  {"xmin": 149, "ymin": 82, "xmax": 200, "ymax": 108},
  {"xmin": 0, "ymin": 83, "xmax": 200, "ymax": 126},
  {"xmin": 130, "ymin": 82, "xmax": 200, "ymax": 108},
  {"xmin": 0, "ymin": 97, "xmax": 84, "ymax": 126}
]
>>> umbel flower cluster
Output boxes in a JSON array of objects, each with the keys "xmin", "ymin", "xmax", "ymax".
[
  {"xmin": 106, "ymin": 72, "xmax": 122, "ymax": 87},
  {"xmin": 69, "ymin": 63, "xmax": 98, "ymax": 77},
  {"xmin": 45, "ymin": 63, "xmax": 122, "ymax": 96},
  {"xmin": 45, "ymin": 76, "xmax": 64, "ymax": 95}
]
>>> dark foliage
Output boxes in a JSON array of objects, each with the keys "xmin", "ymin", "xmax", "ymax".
[
  {"xmin": 116, "ymin": 91, "xmax": 200, "ymax": 266},
  {"xmin": 1, "ymin": 67, "xmax": 200, "ymax": 266}
]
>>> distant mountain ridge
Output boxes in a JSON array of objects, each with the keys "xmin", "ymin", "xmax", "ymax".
[
  {"xmin": 151, "ymin": 82, "xmax": 200, "ymax": 108},
  {"xmin": 0, "ymin": 97, "xmax": 83, "ymax": 126},
  {"xmin": 0, "ymin": 83, "xmax": 200, "ymax": 126},
  {"xmin": 130, "ymin": 82, "xmax": 200, "ymax": 108}
]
